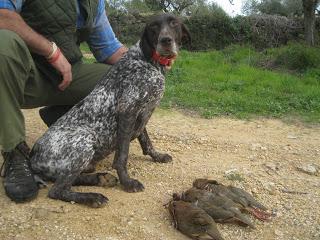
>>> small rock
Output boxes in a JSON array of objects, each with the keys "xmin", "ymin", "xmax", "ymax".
[
  {"xmin": 263, "ymin": 182, "xmax": 277, "ymax": 195},
  {"xmin": 283, "ymin": 145, "xmax": 292, "ymax": 151},
  {"xmin": 275, "ymin": 229, "xmax": 284, "ymax": 237},
  {"xmin": 271, "ymin": 208, "xmax": 278, "ymax": 217},
  {"xmin": 248, "ymin": 155, "xmax": 256, "ymax": 161},
  {"xmin": 287, "ymin": 135, "xmax": 298, "ymax": 139},
  {"xmin": 33, "ymin": 208, "xmax": 49, "ymax": 220},
  {"xmin": 283, "ymin": 204, "xmax": 292, "ymax": 211},
  {"xmin": 250, "ymin": 143, "xmax": 268, "ymax": 151},
  {"xmin": 250, "ymin": 143, "xmax": 262, "ymax": 151},
  {"xmin": 296, "ymin": 164, "xmax": 319, "ymax": 176},
  {"xmin": 225, "ymin": 168, "xmax": 238, "ymax": 175},
  {"xmin": 264, "ymin": 163, "xmax": 279, "ymax": 172}
]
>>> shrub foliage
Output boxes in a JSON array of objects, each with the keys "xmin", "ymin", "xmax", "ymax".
[{"xmin": 108, "ymin": 11, "xmax": 318, "ymax": 50}]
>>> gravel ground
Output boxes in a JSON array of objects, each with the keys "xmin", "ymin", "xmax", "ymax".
[{"xmin": 0, "ymin": 109, "xmax": 319, "ymax": 240}]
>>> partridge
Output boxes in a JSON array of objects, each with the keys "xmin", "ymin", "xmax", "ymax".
[
  {"xmin": 168, "ymin": 200, "xmax": 224, "ymax": 240},
  {"xmin": 193, "ymin": 179, "xmax": 270, "ymax": 221},
  {"xmin": 180, "ymin": 188, "xmax": 255, "ymax": 228}
]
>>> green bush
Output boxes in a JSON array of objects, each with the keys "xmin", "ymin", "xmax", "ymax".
[
  {"xmin": 185, "ymin": 7, "xmax": 234, "ymax": 50},
  {"xmin": 230, "ymin": 16, "xmax": 252, "ymax": 44},
  {"xmin": 274, "ymin": 43, "xmax": 320, "ymax": 71},
  {"xmin": 108, "ymin": 11, "xmax": 311, "ymax": 51},
  {"xmin": 109, "ymin": 13, "xmax": 145, "ymax": 46}
]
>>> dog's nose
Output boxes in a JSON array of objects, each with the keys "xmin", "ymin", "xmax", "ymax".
[{"xmin": 160, "ymin": 37, "xmax": 173, "ymax": 46}]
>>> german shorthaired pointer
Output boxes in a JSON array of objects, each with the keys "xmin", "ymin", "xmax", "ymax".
[{"xmin": 30, "ymin": 14, "xmax": 191, "ymax": 207}]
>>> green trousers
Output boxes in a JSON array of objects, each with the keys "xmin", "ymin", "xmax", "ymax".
[{"xmin": 0, "ymin": 30, "xmax": 110, "ymax": 151}]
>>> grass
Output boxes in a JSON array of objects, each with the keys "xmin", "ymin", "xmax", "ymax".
[
  {"xmin": 81, "ymin": 43, "xmax": 320, "ymax": 123},
  {"xmin": 162, "ymin": 46, "xmax": 320, "ymax": 123},
  {"xmin": 80, "ymin": 42, "xmax": 91, "ymax": 53},
  {"xmin": 225, "ymin": 172, "xmax": 245, "ymax": 182}
]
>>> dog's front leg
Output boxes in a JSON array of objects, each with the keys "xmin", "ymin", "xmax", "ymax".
[
  {"xmin": 138, "ymin": 128, "xmax": 172, "ymax": 163},
  {"xmin": 112, "ymin": 112, "xmax": 145, "ymax": 192}
]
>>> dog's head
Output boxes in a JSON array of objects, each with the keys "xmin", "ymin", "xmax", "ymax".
[{"xmin": 140, "ymin": 14, "xmax": 191, "ymax": 69}]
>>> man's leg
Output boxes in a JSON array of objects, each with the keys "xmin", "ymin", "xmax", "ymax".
[
  {"xmin": 0, "ymin": 30, "xmax": 38, "ymax": 202},
  {"xmin": 33, "ymin": 62, "xmax": 110, "ymax": 127},
  {"xmin": 0, "ymin": 29, "xmax": 109, "ymax": 202}
]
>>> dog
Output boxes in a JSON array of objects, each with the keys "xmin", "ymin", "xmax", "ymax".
[{"xmin": 30, "ymin": 14, "xmax": 191, "ymax": 207}]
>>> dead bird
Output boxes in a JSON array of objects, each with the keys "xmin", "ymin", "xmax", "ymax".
[
  {"xmin": 179, "ymin": 188, "xmax": 255, "ymax": 228},
  {"xmin": 168, "ymin": 200, "xmax": 224, "ymax": 240},
  {"xmin": 193, "ymin": 179, "xmax": 270, "ymax": 221}
]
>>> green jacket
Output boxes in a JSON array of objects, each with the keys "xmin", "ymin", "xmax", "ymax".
[{"xmin": 20, "ymin": 0, "xmax": 99, "ymax": 85}]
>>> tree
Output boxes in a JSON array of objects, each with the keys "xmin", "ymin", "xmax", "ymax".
[
  {"xmin": 259, "ymin": 0, "xmax": 287, "ymax": 16},
  {"xmin": 242, "ymin": 0, "xmax": 260, "ymax": 15},
  {"xmin": 106, "ymin": 0, "xmax": 127, "ymax": 11},
  {"xmin": 184, "ymin": 0, "xmax": 227, "ymax": 16},
  {"xmin": 124, "ymin": 0, "xmax": 151, "ymax": 13},
  {"xmin": 242, "ymin": 0, "xmax": 295, "ymax": 16},
  {"xmin": 144, "ymin": 0, "xmax": 194, "ymax": 13},
  {"xmin": 284, "ymin": 0, "xmax": 303, "ymax": 16},
  {"xmin": 242, "ymin": 0, "xmax": 319, "ymax": 45},
  {"xmin": 302, "ymin": 0, "xmax": 319, "ymax": 45}
]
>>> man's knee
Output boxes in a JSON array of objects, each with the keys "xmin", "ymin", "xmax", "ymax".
[
  {"xmin": 0, "ymin": 29, "xmax": 30, "ymax": 58},
  {"xmin": 0, "ymin": 30, "xmax": 33, "ymax": 83}
]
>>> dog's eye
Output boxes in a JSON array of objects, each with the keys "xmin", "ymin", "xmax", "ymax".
[{"xmin": 170, "ymin": 21, "xmax": 179, "ymax": 28}]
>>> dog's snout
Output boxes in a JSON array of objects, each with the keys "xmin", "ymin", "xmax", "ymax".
[{"xmin": 160, "ymin": 36, "xmax": 173, "ymax": 46}]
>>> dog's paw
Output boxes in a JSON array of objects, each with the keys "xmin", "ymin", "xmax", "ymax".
[
  {"xmin": 97, "ymin": 173, "xmax": 118, "ymax": 188},
  {"xmin": 152, "ymin": 153, "xmax": 172, "ymax": 163},
  {"xmin": 122, "ymin": 178, "xmax": 145, "ymax": 193},
  {"xmin": 83, "ymin": 193, "xmax": 109, "ymax": 208}
]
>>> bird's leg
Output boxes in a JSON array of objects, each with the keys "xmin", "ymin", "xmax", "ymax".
[{"xmin": 249, "ymin": 207, "xmax": 271, "ymax": 221}]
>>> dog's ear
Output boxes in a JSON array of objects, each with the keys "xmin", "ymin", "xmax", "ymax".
[
  {"xmin": 181, "ymin": 23, "xmax": 191, "ymax": 46},
  {"xmin": 140, "ymin": 26, "xmax": 153, "ymax": 60}
]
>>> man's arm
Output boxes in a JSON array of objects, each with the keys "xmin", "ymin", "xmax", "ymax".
[
  {"xmin": 105, "ymin": 46, "xmax": 128, "ymax": 65},
  {"xmin": 0, "ymin": 9, "xmax": 72, "ymax": 90},
  {"xmin": 87, "ymin": 0, "xmax": 127, "ymax": 65},
  {"xmin": 0, "ymin": 9, "xmax": 52, "ymax": 56}
]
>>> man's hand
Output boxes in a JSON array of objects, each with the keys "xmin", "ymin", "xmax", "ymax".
[{"xmin": 49, "ymin": 51, "xmax": 72, "ymax": 91}]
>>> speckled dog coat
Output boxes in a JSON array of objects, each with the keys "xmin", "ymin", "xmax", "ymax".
[
  {"xmin": 30, "ymin": 14, "xmax": 191, "ymax": 206},
  {"xmin": 31, "ymin": 41, "xmax": 164, "ymax": 177}
]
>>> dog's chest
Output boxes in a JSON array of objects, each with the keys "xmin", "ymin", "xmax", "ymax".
[{"xmin": 92, "ymin": 58, "xmax": 165, "ymax": 155}]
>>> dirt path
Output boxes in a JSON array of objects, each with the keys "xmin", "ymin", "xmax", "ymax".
[{"xmin": 0, "ymin": 109, "xmax": 319, "ymax": 240}]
